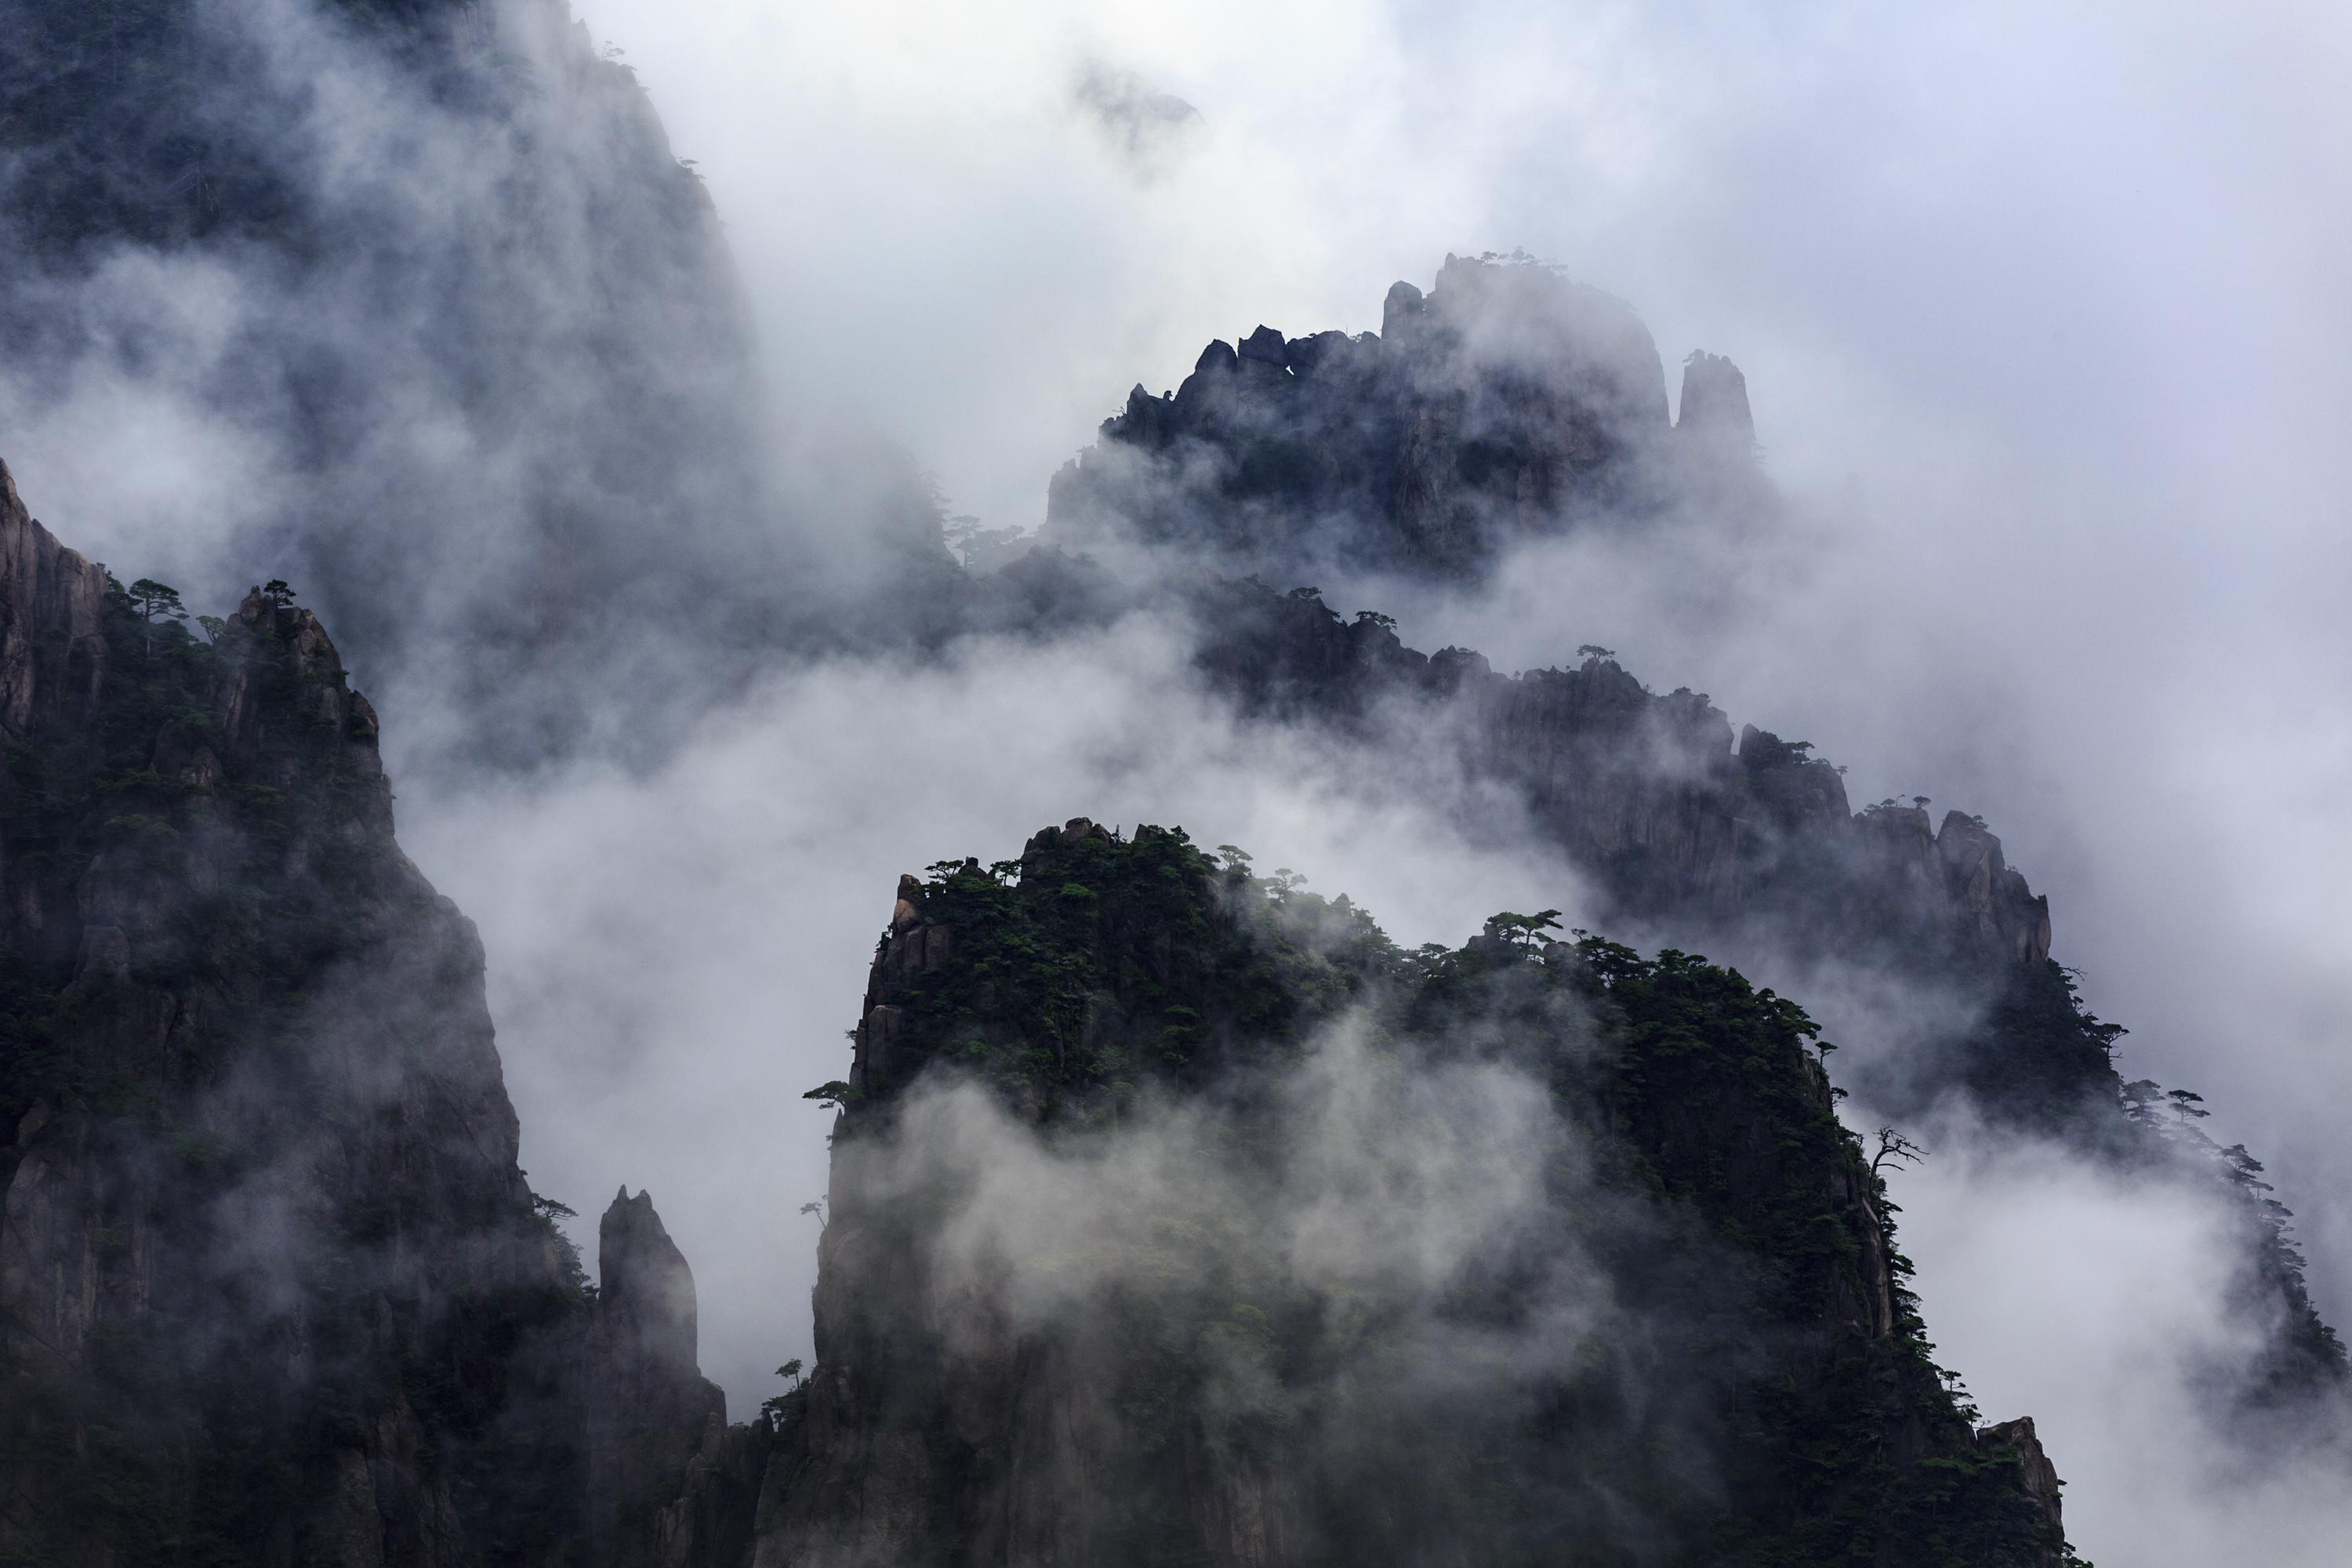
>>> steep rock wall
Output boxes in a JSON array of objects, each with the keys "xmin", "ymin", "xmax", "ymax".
[
  {"xmin": 590, "ymin": 1188, "xmax": 730, "ymax": 1568},
  {"xmin": 0, "ymin": 459, "xmax": 728, "ymax": 1566},
  {"xmin": 748, "ymin": 826, "xmax": 2079, "ymax": 1566}
]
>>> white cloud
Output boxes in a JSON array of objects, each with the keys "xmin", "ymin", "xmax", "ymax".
[
  {"xmin": 400, "ymin": 615, "xmax": 1585, "ymax": 1402},
  {"xmin": 549, "ymin": 9, "xmax": 2352, "ymax": 1555}
]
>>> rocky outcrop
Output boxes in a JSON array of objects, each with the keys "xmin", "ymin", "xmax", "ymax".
[
  {"xmin": 0, "ymin": 460, "xmax": 107, "ymax": 739},
  {"xmin": 590, "ymin": 1189, "xmax": 731, "ymax": 1568},
  {"xmin": 1676, "ymin": 348, "xmax": 1755, "ymax": 448},
  {"xmin": 748, "ymin": 840, "xmax": 2080, "ymax": 1566},
  {"xmin": 1980, "ymin": 1417, "xmax": 2070, "ymax": 1566},
  {"xmin": 0, "ymin": 458, "xmax": 774, "ymax": 1566},
  {"xmin": 0, "ymin": 458, "xmax": 588, "ymax": 1563},
  {"xmin": 1045, "ymin": 253, "xmax": 1760, "ymax": 581},
  {"xmin": 754, "ymin": 833, "xmax": 1344, "ymax": 1566}
]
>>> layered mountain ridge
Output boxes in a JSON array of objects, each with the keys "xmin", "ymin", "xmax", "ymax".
[
  {"xmin": 0, "ymin": 448, "xmax": 2086, "ymax": 1561},
  {"xmin": 739, "ymin": 824, "xmax": 2079, "ymax": 1566},
  {"xmin": 1013, "ymin": 256, "xmax": 2344, "ymax": 1409},
  {"xmin": 2, "ymin": 2, "xmax": 2342, "ymax": 1560}
]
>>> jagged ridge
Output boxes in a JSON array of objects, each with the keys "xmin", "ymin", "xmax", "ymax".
[{"xmin": 1045, "ymin": 252, "xmax": 1764, "ymax": 582}]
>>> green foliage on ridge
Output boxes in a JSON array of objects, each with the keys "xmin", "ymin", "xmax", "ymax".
[
  {"xmin": 880, "ymin": 826, "xmax": 1395, "ymax": 1120},
  {"xmin": 840, "ymin": 826, "xmax": 2084, "ymax": 1566}
]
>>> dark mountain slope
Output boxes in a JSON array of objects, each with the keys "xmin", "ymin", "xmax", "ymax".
[
  {"xmin": 0, "ymin": 454, "xmax": 580, "ymax": 1560},
  {"xmin": 1167, "ymin": 550, "xmax": 2350, "ymax": 1410},
  {"xmin": 743, "ymin": 822, "xmax": 2081, "ymax": 1567},
  {"xmin": 0, "ymin": 459, "xmax": 735, "ymax": 1565}
]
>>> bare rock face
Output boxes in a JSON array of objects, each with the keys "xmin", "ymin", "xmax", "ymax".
[
  {"xmin": 1677, "ymin": 349, "xmax": 1755, "ymax": 448},
  {"xmin": 746, "ymin": 847, "xmax": 2082, "ymax": 1566},
  {"xmin": 1045, "ymin": 253, "xmax": 1722, "ymax": 582},
  {"xmin": 0, "ymin": 460, "xmax": 107, "ymax": 737},
  {"xmin": 601, "ymin": 1188, "xmax": 706, "ymax": 1376},
  {"xmin": 590, "ymin": 1189, "xmax": 729, "ymax": 1568},
  {"xmin": 0, "ymin": 457, "xmax": 583, "ymax": 1566},
  {"xmin": 655, "ymin": 1413, "xmax": 774, "ymax": 1568},
  {"xmin": 1979, "ymin": 1417, "xmax": 2072, "ymax": 1568},
  {"xmin": 1936, "ymin": 810, "xmax": 2053, "ymax": 963}
]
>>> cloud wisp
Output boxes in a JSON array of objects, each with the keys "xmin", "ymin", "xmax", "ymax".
[{"xmin": 8, "ymin": 3, "xmax": 2350, "ymax": 1562}]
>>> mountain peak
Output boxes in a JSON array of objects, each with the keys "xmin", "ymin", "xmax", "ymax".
[
  {"xmin": 1045, "ymin": 252, "xmax": 1731, "ymax": 582},
  {"xmin": 1678, "ymin": 348, "xmax": 1755, "ymax": 445},
  {"xmin": 599, "ymin": 1185, "xmax": 700, "ymax": 1373}
]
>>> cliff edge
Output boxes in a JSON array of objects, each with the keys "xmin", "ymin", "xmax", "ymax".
[{"xmin": 0, "ymin": 458, "xmax": 729, "ymax": 1566}]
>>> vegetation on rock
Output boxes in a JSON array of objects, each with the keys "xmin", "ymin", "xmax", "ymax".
[
  {"xmin": 791, "ymin": 822, "xmax": 2085, "ymax": 1566},
  {"xmin": 0, "ymin": 569, "xmax": 591, "ymax": 1566}
]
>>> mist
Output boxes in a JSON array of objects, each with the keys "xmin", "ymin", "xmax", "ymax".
[
  {"xmin": 566, "ymin": 0, "xmax": 2352, "ymax": 1254},
  {"xmin": 5, "ymin": 0, "xmax": 2347, "ymax": 1562},
  {"xmin": 1896, "ymin": 1112, "xmax": 2352, "ymax": 1563},
  {"xmin": 797, "ymin": 1017, "xmax": 1742, "ymax": 1560},
  {"xmin": 398, "ymin": 614, "xmax": 1588, "ymax": 1404}
]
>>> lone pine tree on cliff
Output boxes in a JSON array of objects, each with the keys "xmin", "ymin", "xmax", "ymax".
[{"xmin": 125, "ymin": 576, "xmax": 187, "ymax": 655}]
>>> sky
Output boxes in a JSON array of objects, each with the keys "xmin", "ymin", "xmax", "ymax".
[{"xmin": 372, "ymin": 1, "xmax": 2352, "ymax": 1556}]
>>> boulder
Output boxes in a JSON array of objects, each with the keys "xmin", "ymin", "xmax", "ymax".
[{"xmin": 1237, "ymin": 325, "xmax": 1289, "ymax": 365}]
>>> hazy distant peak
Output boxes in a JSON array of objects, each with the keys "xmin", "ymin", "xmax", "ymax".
[
  {"xmin": 1044, "ymin": 252, "xmax": 1759, "ymax": 583},
  {"xmin": 1678, "ymin": 348, "xmax": 1755, "ymax": 446},
  {"xmin": 1073, "ymin": 60, "xmax": 1203, "ymax": 172}
]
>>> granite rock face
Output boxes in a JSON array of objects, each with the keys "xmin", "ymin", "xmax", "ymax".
[
  {"xmin": 1046, "ymin": 253, "xmax": 1762, "ymax": 582},
  {"xmin": 1980, "ymin": 1417, "xmax": 2068, "ymax": 1548},
  {"xmin": 655, "ymin": 1414, "xmax": 773, "ymax": 1568},
  {"xmin": 0, "ymin": 458, "xmax": 739, "ymax": 1566},
  {"xmin": 0, "ymin": 456, "xmax": 578, "ymax": 1563},
  {"xmin": 742, "ymin": 843, "xmax": 2080, "ymax": 1566},
  {"xmin": 0, "ymin": 462, "xmax": 108, "ymax": 738}
]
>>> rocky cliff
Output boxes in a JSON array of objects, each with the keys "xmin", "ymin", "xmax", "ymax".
[
  {"xmin": 742, "ymin": 824, "xmax": 2081, "ymax": 1566},
  {"xmin": 1045, "ymin": 252, "xmax": 1766, "ymax": 583},
  {"xmin": 0, "ymin": 454, "xmax": 569, "ymax": 1561},
  {"xmin": 588, "ymin": 1188, "xmax": 734, "ymax": 1568},
  {"xmin": 0, "ymin": 436, "xmax": 2104, "ymax": 1562},
  {"xmin": 0, "ymin": 459, "xmax": 733, "ymax": 1566},
  {"xmin": 1192, "ymin": 576, "xmax": 2049, "ymax": 972}
]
